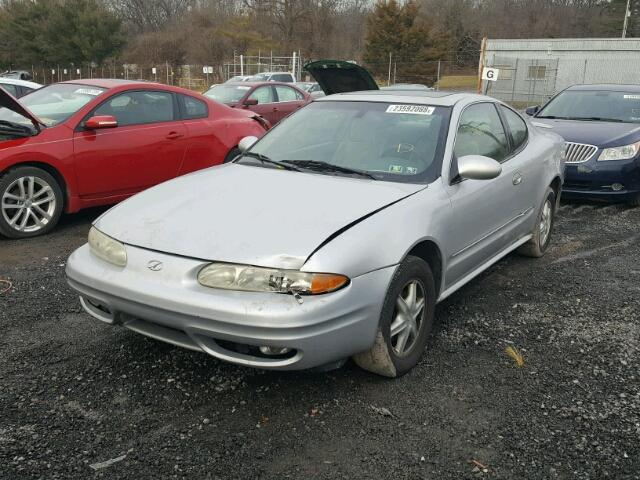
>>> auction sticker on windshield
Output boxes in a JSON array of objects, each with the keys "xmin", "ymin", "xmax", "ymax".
[
  {"xmin": 74, "ymin": 88, "xmax": 103, "ymax": 96},
  {"xmin": 386, "ymin": 105, "xmax": 435, "ymax": 115}
]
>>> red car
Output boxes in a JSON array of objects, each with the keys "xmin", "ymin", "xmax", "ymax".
[
  {"xmin": 0, "ymin": 79, "xmax": 268, "ymax": 238},
  {"xmin": 203, "ymin": 81, "xmax": 312, "ymax": 125}
]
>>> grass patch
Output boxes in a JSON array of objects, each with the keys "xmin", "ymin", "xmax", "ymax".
[{"xmin": 435, "ymin": 75, "xmax": 477, "ymax": 90}]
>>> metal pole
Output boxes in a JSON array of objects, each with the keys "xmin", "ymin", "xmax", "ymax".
[
  {"xmin": 292, "ymin": 51, "xmax": 296, "ymax": 78},
  {"xmin": 623, "ymin": 0, "xmax": 632, "ymax": 38},
  {"xmin": 387, "ymin": 52, "xmax": 392, "ymax": 86},
  {"xmin": 240, "ymin": 55, "xmax": 244, "ymax": 76},
  {"xmin": 476, "ymin": 36, "xmax": 487, "ymax": 94},
  {"xmin": 436, "ymin": 59, "xmax": 441, "ymax": 88}
]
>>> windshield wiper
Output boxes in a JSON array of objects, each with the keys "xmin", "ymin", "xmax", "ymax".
[
  {"xmin": 236, "ymin": 152, "xmax": 301, "ymax": 172},
  {"xmin": 565, "ymin": 116, "xmax": 625, "ymax": 123},
  {"xmin": 536, "ymin": 115, "xmax": 625, "ymax": 122},
  {"xmin": 0, "ymin": 120, "xmax": 35, "ymax": 135},
  {"xmin": 281, "ymin": 160, "xmax": 377, "ymax": 180}
]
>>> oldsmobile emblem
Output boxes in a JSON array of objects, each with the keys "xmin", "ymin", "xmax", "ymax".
[{"xmin": 147, "ymin": 260, "xmax": 163, "ymax": 271}]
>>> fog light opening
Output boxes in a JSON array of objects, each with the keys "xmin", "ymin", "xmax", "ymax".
[
  {"xmin": 259, "ymin": 346, "xmax": 292, "ymax": 356},
  {"xmin": 611, "ymin": 183, "xmax": 624, "ymax": 192}
]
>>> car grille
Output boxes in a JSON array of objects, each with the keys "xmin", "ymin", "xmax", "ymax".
[{"xmin": 564, "ymin": 142, "xmax": 598, "ymax": 164}]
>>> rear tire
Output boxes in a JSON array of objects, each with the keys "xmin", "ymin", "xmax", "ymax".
[
  {"xmin": 0, "ymin": 166, "xmax": 63, "ymax": 239},
  {"xmin": 518, "ymin": 187, "xmax": 556, "ymax": 258},
  {"xmin": 352, "ymin": 256, "xmax": 436, "ymax": 378},
  {"xmin": 629, "ymin": 194, "xmax": 640, "ymax": 207},
  {"xmin": 223, "ymin": 148, "xmax": 241, "ymax": 164}
]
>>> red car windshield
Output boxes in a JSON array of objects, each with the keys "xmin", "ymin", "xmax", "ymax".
[{"xmin": 0, "ymin": 83, "xmax": 105, "ymax": 127}]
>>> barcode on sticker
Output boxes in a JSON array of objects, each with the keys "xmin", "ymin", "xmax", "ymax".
[{"xmin": 386, "ymin": 105, "xmax": 434, "ymax": 115}]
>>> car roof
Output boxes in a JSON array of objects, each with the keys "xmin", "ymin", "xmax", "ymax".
[
  {"xmin": 58, "ymin": 79, "xmax": 160, "ymax": 89},
  {"xmin": 566, "ymin": 84, "xmax": 640, "ymax": 92},
  {"xmin": 251, "ymin": 72, "xmax": 292, "ymax": 75},
  {"xmin": 0, "ymin": 77, "xmax": 42, "ymax": 88},
  {"xmin": 220, "ymin": 81, "xmax": 301, "ymax": 88},
  {"xmin": 316, "ymin": 90, "xmax": 488, "ymax": 107}
]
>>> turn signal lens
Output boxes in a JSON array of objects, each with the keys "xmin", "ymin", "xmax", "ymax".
[
  {"xmin": 198, "ymin": 262, "xmax": 349, "ymax": 296},
  {"xmin": 310, "ymin": 273, "xmax": 349, "ymax": 294}
]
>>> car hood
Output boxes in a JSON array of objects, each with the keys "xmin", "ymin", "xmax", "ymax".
[
  {"xmin": 531, "ymin": 118, "xmax": 640, "ymax": 146},
  {"xmin": 94, "ymin": 164, "xmax": 424, "ymax": 270},
  {"xmin": 304, "ymin": 60, "xmax": 379, "ymax": 95},
  {"xmin": 0, "ymin": 86, "xmax": 42, "ymax": 127}
]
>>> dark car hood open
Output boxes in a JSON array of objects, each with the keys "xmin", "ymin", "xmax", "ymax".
[
  {"xmin": 0, "ymin": 86, "xmax": 42, "ymax": 128},
  {"xmin": 304, "ymin": 60, "xmax": 378, "ymax": 95},
  {"xmin": 532, "ymin": 117, "xmax": 640, "ymax": 147}
]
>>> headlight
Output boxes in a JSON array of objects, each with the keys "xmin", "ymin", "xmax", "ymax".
[
  {"xmin": 197, "ymin": 262, "xmax": 349, "ymax": 295},
  {"xmin": 598, "ymin": 141, "xmax": 640, "ymax": 161},
  {"xmin": 88, "ymin": 227, "xmax": 127, "ymax": 266}
]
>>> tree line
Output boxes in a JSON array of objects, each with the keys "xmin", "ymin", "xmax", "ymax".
[{"xmin": 0, "ymin": 0, "xmax": 636, "ymax": 72}]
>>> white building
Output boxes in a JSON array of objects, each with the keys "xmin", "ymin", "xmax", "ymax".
[{"xmin": 482, "ymin": 38, "xmax": 640, "ymax": 105}]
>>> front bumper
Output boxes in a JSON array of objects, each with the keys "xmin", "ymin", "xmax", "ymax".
[
  {"xmin": 66, "ymin": 244, "xmax": 394, "ymax": 370},
  {"xmin": 563, "ymin": 157, "xmax": 640, "ymax": 201}
]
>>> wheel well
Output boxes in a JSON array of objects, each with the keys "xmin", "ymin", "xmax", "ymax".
[
  {"xmin": 2, "ymin": 162, "xmax": 68, "ymax": 208},
  {"xmin": 406, "ymin": 240, "xmax": 443, "ymax": 297},
  {"xmin": 550, "ymin": 176, "xmax": 562, "ymax": 207}
]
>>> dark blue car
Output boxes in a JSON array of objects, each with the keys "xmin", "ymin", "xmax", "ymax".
[{"xmin": 526, "ymin": 84, "xmax": 640, "ymax": 206}]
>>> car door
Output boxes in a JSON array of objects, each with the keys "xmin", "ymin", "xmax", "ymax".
[
  {"xmin": 244, "ymin": 86, "xmax": 278, "ymax": 125},
  {"xmin": 443, "ymin": 102, "xmax": 531, "ymax": 286},
  {"xmin": 273, "ymin": 85, "xmax": 306, "ymax": 122},
  {"xmin": 73, "ymin": 89, "xmax": 188, "ymax": 197},
  {"xmin": 178, "ymin": 94, "xmax": 229, "ymax": 174}
]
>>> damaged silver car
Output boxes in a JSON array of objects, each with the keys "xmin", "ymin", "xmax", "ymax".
[{"xmin": 66, "ymin": 64, "xmax": 564, "ymax": 377}]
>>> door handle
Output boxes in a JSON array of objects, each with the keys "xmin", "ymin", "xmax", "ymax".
[
  {"xmin": 165, "ymin": 132, "xmax": 183, "ymax": 140},
  {"xmin": 272, "ymin": 107, "xmax": 278, "ymax": 111},
  {"xmin": 512, "ymin": 173, "xmax": 523, "ymax": 185}
]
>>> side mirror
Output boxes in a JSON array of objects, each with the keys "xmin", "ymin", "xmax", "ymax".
[
  {"xmin": 85, "ymin": 115, "xmax": 117, "ymax": 129},
  {"xmin": 243, "ymin": 98, "xmax": 258, "ymax": 106},
  {"xmin": 457, "ymin": 155, "xmax": 502, "ymax": 181},
  {"xmin": 238, "ymin": 136, "xmax": 258, "ymax": 153},
  {"xmin": 524, "ymin": 106, "xmax": 540, "ymax": 116}
]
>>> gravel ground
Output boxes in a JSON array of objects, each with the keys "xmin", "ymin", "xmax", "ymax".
[{"xmin": 1, "ymin": 202, "xmax": 639, "ymax": 480}]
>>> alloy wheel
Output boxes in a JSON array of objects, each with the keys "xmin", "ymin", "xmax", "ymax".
[
  {"xmin": 390, "ymin": 280, "xmax": 426, "ymax": 356},
  {"xmin": 1, "ymin": 176, "xmax": 57, "ymax": 233},
  {"xmin": 539, "ymin": 198, "xmax": 553, "ymax": 246}
]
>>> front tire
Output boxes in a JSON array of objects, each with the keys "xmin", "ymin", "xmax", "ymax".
[
  {"xmin": 518, "ymin": 187, "xmax": 556, "ymax": 258},
  {"xmin": 629, "ymin": 193, "xmax": 640, "ymax": 207},
  {"xmin": 352, "ymin": 256, "xmax": 436, "ymax": 378},
  {"xmin": 0, "ymin": 167, "xmax": 63, "ymax": 239}
]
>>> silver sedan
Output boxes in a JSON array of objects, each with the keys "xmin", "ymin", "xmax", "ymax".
[{"xmin": 66, "ymin": 91, "xmax": 564, "ymax": 377}]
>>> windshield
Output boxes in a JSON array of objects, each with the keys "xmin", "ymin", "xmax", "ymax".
[
  {"xmin": 204, "ymin": 84, "xmax": 251, "ymax": 103},
  {"xmin": 243, "ymin": 101, "xmax": 451, "ymax": 184},
  {"xmin": 538, "ymin": 90, "xmax": 640, "ymax": 123},
  {"xmin": 0, "ymin": 83, "xmax": 105, "ymax": 127}
]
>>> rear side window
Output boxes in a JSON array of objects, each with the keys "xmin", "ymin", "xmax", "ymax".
[
  {"xmin": 182, "ymin": 95, "xmax": 208, "ymax": 119},
  {"xmin": 454, "ymin": 103, "xmax": 509, "ymax": 162},
  {"xmin": 501, "ymin": 106, "xmax": 528, "ymax": 151},
  {"xmin": 275, "ymin": 85, "xmax": 303, "ymax": 102},
  {"xmin": 273, "ymin": 74, "xmax": 292, "ymax": 82},
  {"xmin": 94, "ymin": 90, "xmax": 175, "ymax": 126}
]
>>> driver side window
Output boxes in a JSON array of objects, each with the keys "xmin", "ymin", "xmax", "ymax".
[
  {"xmin": 248, "ymin": 86, "xmax": 274, "ymax": 104},
  {"xmin": 94, "ymin": 90, "xmax": 175, "ymax": 126},
  {"xmin": 454, "ymin": 103, "xmax": 509, "ymax": 162}
]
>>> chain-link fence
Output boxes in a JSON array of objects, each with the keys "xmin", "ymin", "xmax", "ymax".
[
  {"xmin": 9, "ymin": 51, "xmax": 481, "ymax": 92},
  {"xmin": 483, "ymin": 57, "xmax": 559, "ymax": 107}
]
